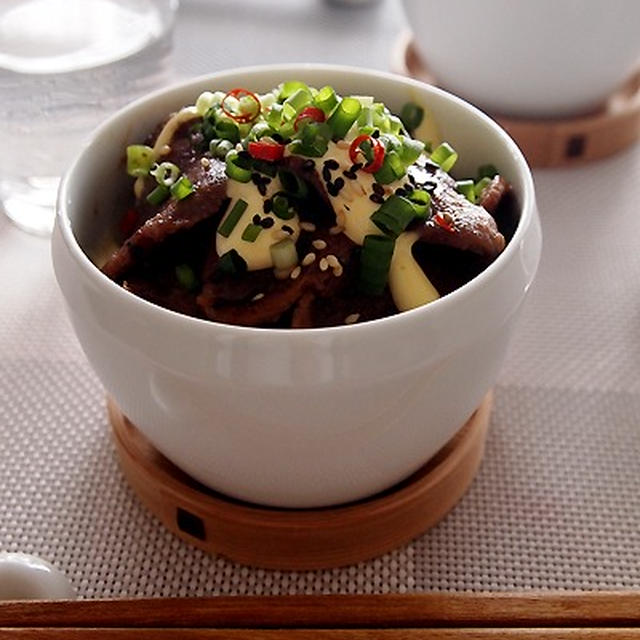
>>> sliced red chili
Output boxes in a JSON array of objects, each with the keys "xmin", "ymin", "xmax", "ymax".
[
  {"xmin": 433, "ymin": 213, "xmax": 455, "ymax": 233},
  {"xmin": 349, "ymin": 134, "xmax": 385, "ymax": 174},
  {"xmin": 119, "ymin": 208, "xmax": 138, "ymax": 237},
  {"xmin": 247, "ymin": 140, "xmax": 285, "ymax": 162},
  {"xmin": 221, "ymin": 88, "xmax": 261, "ymax": 124},
  {"xmin": 294, "ymin": 106, "xmax": 326, "ymax": 131}
]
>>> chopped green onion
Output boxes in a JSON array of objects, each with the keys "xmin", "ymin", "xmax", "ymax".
[
  {"xmin": 456, "ymin": 179, "xmax": 476, "ymax": 203},
  {"xmin": 370, "ymin": 195, "xmax": 418, "ymax": 237},
  {"xmin": 289, "ymin": 121, "xmax": 331, "ymax": 157},
  {"xmin": 218, "ymin": 199, "xmax": 248, "ymax": 237},
  {"xmin": 225, "ymin": 150, "xmax": 252, "ymax": 183},
  {"xmin": 400, "ymin": 102, "xmax": 424, "ymax": 132},
  {"xmin": 146, "ymin": 184, "xmax": 170, "ymax": 206},
  {"xmin": 359, "ymin": 234, "xmax": 395, "ymax": 295},
  {"xmin": 214, "ymin": 118, "xmax": 240, "ymax": 143},
  {"xmin": 211, "ymin": 138, "xmax": 234, "ymax": 159},
  {"xmin": 477, "ymin": 164, "xmax": 498, "ymax": 180},
  {"xmin": 215, "ymin": 249, "xmax": 247, "ymax": 278},
  {"xmin": 279, "ymin": 81, "xmax": 310, "ymax": 101},
  {"xmin": 272, "ymin": 193, "xmax": 295, "ymax": 220},
  {"xmin": 283, "ymin": 88, "xmax": 313, "ymax": 117},
  {"xmin": 374, "ymin": 150, "xmax": 406, "ymax": 184},
  {"xmin": 406, "ymin": 189, "xmax": 432, "ymax": 218},
  {"xmin": 170, "ymin": 176, "xmax": 194, "ymax": 200},
  {"xmin": 399, "ymin": 136, "xmax": 425, "ymax": 165},
  {"xmin": 387, "ymin": 114, "xmax": 404, "ymax": 135},
  {"xmin": 175, "ymin": 264, "xmax": 197, "ymax": 291},
  {"xmin": 474, "ymin": 176, "xmax": 492, "ymax": 198},
  {"xmin": 266, "ymin": 103, "xmax": 283, "ymax": 129},
  {"xmin": 430, "ymin": 142, "xmax": 458, "ymax": 173},
  {"xmin": 249, "ymin": 121, "xmax": 275, "ymax": 140},
  {"xmin": 326, "ymin": 97, "xmax": 362, "ymax": 140},
  {"xmin": 278, "ymin": 169, "xmax": 308, "ymax": 199},
  {"xmin": 270, "ymin": 238, "xmax": 298, "ymax": 270},
  {"xmin": 241, "ymin": 223, "xmax": 262, "ymax": 242},
  {"xmin": 313, "ymin": 85, "xmax": 338, "ymax": 114},
  {"xmin": 126, "ymin": 145, "xmax": 155, "ymax": 177},
  {"xmin": 150, "ymin": 161, "xmax": 180, "ymax": 187}
]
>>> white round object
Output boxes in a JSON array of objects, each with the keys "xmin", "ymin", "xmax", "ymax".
[
  {"xmin": 52, "ymin": 64, "xmax": 542, "ymax": 508},
  {"xmin": 0, "ymin": 553, "xmax": 75, "ymax": 600},
  {"xmin": 401, "ymin": 0, "xmax": 640, "ymax": 118}
]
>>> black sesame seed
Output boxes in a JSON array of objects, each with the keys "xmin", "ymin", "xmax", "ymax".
[
  {"xmin": 322, "ymin": 166, "xmax": 332, "ymax": 182},
  {"xmin": 252, "ymin": 214, "xmax": 262, "ymax": 225},
  {"xmin": 327, "ymin": 182, "xmax": 339, "ymax": 197},
  {"xmin": 395, "ymin": 187, "xmax": 407, "ymax": 197},
  {"xmin": 334, "ymin": 177, "xmax": 345, "ymax": 190},
  {"xmin": 282, "ymin": 224, "xmax": 294, "ymax": 234},
  {"xmin": 372, "ymin": 183, "xmax": 385, "ymax": 196},
  {"xmin": 350, "ymin": 163, "xmax": 363, "ymax": 172},
  {"xmin": 302, "ymin": 159, "xmax": 315, "ymax": 171},
  {"xmin": 260, "ymin": 217, "xmax": 275, "ymax": 229},
  {"xmin": 369, "ymin": 193, "xmax": 385, "ymax": 204},
  {"xmin": 257, "ymin": 182, "xmax": 267, "ymax": 196},
  {"xmin": 263, "ymin": 199, "xmax": 272, "ymax": 213},
  {"xmin": 323, "ymin": 159, "xmax": 339, "ymax": 170},
  {"xmin": 343, "ymin": 169, "xmax": 357, "ymax": 180},
  {"xmin": 251, "ymin": 172, "xmax": 261, "ymax": 184},
  {"xmin": 371, "ymin": 129, "xmax": 380, "ymax": 139},
  {"xmin": 344, "ymin": 204, "xmax": 351, "ymax": 211}
]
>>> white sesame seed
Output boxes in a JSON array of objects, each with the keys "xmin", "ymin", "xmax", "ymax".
[
  {"xmin": 302, "ymin": 252, "xmax": 316, "ymax": 266},
  {"xmin": 200, "ymin": 157, "xmax": 211, "ymax": 168},
  {"xmin": 358, "ymin": 183, "xmax": 367, "ymax": 196},
  {"xmin": 336, "ymin": 140, "xmax": 350, "ymax": 149},
  {"xmin": 251, "ymin": 292, "xmax": 265, "ymax": 301},
  {"xmin": 333, "ymin": 264, "xmax": 344, "ymax": 277},
  {"xmin": 319, "ymin": 258, "xmax": 329, "ymax": 272},
  {"xmin": 344, "ymin": 313, "xmax": 360, "ymax": 324},
  {"xmin": 290, "ymin": 266, "xmax": 302, "ymax": 279},
  {"xmin": 159, "ymin": 144, "xmax": 172, "ymax": 156},
  {"xmin": 326, "ymin": 254, "xmax": 340, "ymax": 268},
  {"xmin": 312, "ymin": 239, "xmax": 327, "ymax": 250},
  {"xmin": 299, "ymin": 221, "xmax": 316, "ymax": 232},
  {"xmin": 329, "ymin": 225, "xmax": 344, "ymax": 235}
]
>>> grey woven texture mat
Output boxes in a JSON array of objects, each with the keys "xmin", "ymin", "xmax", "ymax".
[{"xmin": 1, "ymin": 0, "xmax": 639, "ymax": 598}]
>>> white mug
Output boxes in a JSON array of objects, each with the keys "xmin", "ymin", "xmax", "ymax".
[{"xmin": 401, "ymin": 0, "xmax": 640, "ymax": 118}]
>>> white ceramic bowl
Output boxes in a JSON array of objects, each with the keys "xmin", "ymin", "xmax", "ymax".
[
  {"xmin": 401, "ymin": 0, "xmax": 640, "ymax": 119},
  {"xmin": 52, "ymin": 64, "xmax": 541, "ymax": 508}
]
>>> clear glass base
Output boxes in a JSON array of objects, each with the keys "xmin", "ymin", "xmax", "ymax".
[{"xmin": 0, "ymin": 176, "xmax": 59, "ymax": 236}]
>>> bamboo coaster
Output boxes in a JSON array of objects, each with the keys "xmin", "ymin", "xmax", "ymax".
[
  {"xmin": 392, "ymin": 31, "xmax": 640, "ymax": 167},
  {"xmin": 108, "ymin": 392, "xmax": 492, "ymax": 570}
]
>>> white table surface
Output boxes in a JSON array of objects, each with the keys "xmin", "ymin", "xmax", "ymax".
[{"xmin": 1, "ymin": 0, "xmax": 639, "ymax": 598}]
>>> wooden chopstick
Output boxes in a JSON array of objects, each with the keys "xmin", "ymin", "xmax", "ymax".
[
  {"xmin": 0, "ymin": 593, "xmax": 639, "ymax": 629},
  {"xmin": 1, "ymin": 629, "xmax": 640, "ymax": 639}
]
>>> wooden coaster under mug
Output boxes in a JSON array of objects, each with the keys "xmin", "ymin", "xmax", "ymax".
[
  {"xmin": 108, "ymin": 392, "xmax": 492, "ymax": 570},
  {"xmin": 392, "ymin": 31, "xmax": 640, "ymax": 168}
]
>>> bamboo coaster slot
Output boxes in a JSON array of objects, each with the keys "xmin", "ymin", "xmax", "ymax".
[
  {"xmin": 107, "ymin": 392, "xmax": 493, "ymax": 570},
  {"xmin": 392, "ymin": 31, "xmax": 640, "ymax": 168}
]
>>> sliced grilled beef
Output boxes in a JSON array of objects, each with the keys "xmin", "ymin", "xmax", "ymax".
[
  {"xmin": 102, "ymin": 157, "xmax": 228, "ymax": 280},
  {"xmin": 408, "ymin": 161, "xmax": 506, "ymax": 258}
]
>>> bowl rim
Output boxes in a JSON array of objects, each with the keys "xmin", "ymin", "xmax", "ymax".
[{"xmin": 55, "ymin": 62, "xmax": 537, "ymax": 338}]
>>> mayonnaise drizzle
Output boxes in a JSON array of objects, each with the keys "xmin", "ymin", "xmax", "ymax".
[
  {"xmin": 216, "ymin": 178, "xmax": 301, "ymax": 271},
  {"xmin": 318, "ymin": 140, "xmax": 440, "ymax": 311}
]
